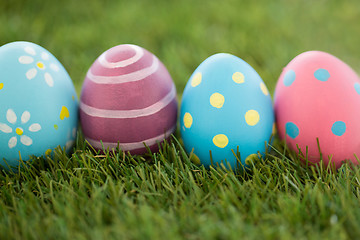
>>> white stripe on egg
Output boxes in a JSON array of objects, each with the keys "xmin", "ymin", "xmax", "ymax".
[
  {"xmin": 79, "ymin": 85, "xmax": 176, "ymax": 119},
  {"xmin": 98, "ymin": 44, "xmax": 144, "ymax": 68},
  {"xmin": 86, "ymin": 56, "xmax": 159, "ymax": 84}
]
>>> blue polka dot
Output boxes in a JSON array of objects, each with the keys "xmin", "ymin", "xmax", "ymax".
[
  {"xmin": 283, "ymin": 70, "xmax": 296, "ymax": 87},
  {"xmin": 354, "ymin": 83, "xmax": 360, "ymax": 95},
  {"xmin": 331, "ymin": 121, "xmax": 346, "ymax": 136},
  {"xmin": 314, "ymin": 69, "xmax": 330, "ymax": 82},
  {"xmin": 285, "ymin": 122, "xmax": 299, "ymax": 139}
]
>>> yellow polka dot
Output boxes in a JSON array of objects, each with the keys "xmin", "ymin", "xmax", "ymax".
[
  {"xmin": 260, "ymin": 82, "xmax": 269, "ymax": 95},
  {"xmin": 36, "ymin": 62, "xmax": 45, "ymax": 69},
  {"xmin": 213, "ymin": 134, "xmax": 229, "ymax": 148},
  {"xmin": 232, "ymin": 72, "xmax": 245, "ymax": 84},
  {"xmin": 210, "ymin": 93, "xmax": 225, "ymax": 108},
  {"xmin": 191, "ymin": 72, "xmax": 202, "ymax": 87},
  {"xmin": 54, "ymin": 124, "xmax": 58, "ymax": 130},
  {"xmin": 45, "ymin": 149, "xmax": 52, "ymax": 155},
  {"xmin": 245, "ymin": 154, "xmax": 258, "ymax": 165},
  {"xmin": 0, "ymin": 83, "xmax": 3, "ymax": 90},
  {"xmin": 183, "ymin": 112, "xmax": 193, "ymax": 128},
  {"xmin": 60, "ymin": 106, "xmax": 70, "ymax": 120},
  {"xmin": 15, "ymin": 127, "xmax": 23, "ymax": 136},
  {"xmin": 245, "ymin": 110, "xmax": 260, "ymax": 126}
]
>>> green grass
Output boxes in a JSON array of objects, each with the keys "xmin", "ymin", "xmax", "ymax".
[{"xmin": 2, "ymin": 0, "xmax": 360, "ymax": 239}]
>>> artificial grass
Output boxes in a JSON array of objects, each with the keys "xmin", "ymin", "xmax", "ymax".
[{"xmin": 2, "ymin": 0, "xmax": 360, "ymax": 239}]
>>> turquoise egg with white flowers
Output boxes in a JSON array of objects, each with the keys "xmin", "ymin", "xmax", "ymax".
[
  {"xmin": 180, "ymin": 53, "xmax": 274, "ymax": 170},
  {"xmin": 0, "ymin": 41, "xmax": 78, "ymax": 167}
]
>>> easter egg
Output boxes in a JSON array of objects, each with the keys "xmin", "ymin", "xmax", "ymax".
[
  {"xmin": 79, "ymin": 44, "xmax": 177, "ymax": 154},
  {"xmin": 274, "ymin": 51, "xmax": 360, "ymax": 169},
  {"xmin": 0, "ymin": 41, "xmax": 78, "ymax": 167},
  {"xmin": 180, "ymin": 53, "xmax": 274, "ymax": 169}
]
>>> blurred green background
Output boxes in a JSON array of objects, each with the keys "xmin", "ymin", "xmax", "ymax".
[{"xmin": 2, "ymin": 0, "xmax": 360, "ymax": 95}]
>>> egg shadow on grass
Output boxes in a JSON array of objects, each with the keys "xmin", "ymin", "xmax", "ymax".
[
  {"xmin": 269, "ymin": 133, "xmax": 358, "ymax": 174},
  {"xmin": 205, "ymin": 133, "xmax": 276, "ymax": 176},
  {"xmin": 82, "ymin": 129, "xmax": 179, "ymax": 167},
  {"xmin": 0, "ymin": 146, "xmax": 69, "ymax": 175},
  {"xmin": 0, "ymin": 127, "xmax": 82, "ymax": 174}
]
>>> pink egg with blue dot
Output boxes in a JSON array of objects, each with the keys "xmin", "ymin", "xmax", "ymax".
[
  {"xmin": 180, "ymin": 53, "xmax": 274, "ymax": 170},
  {"xmin": 274, "ymin": 51, "xmax": 360, "ymax": 169}
]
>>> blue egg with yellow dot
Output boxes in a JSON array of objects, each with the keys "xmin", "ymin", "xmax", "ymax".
[
  {"xmin": 0, "ymin": 41, "xmax": 78, "ymax": 168},
  {"xmin": 180, "ymin": 53, "xmax": 274, "ymax": 170}
]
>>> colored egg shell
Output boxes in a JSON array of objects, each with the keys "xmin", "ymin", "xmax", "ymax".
[
  {"xmin": 80, "ymin": 44, "xmax": 177, "ymax": 154},
  {"xmin": 274, "ymin": 51, "xmax": 360, "ymax": 169},
  {"xmin": 180, "ymin": 53, "xmax": 274, "ymax": 169},
  {"xmin": 0, "ymin": 41, "xmax": 78, "ymax": 167}
]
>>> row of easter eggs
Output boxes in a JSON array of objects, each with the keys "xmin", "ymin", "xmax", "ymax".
[{"xmin": 0, "ymin": 41, "xmax": 359, "ymax": 170}]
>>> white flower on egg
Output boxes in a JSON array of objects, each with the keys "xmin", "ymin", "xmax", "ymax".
[
  {"xmin": 18, "ymin": 46, "xmax": 60, "ymax": 87},
  {"xmin": 0, "ymin": 109, "xmax": 41, "ymax": 149}
]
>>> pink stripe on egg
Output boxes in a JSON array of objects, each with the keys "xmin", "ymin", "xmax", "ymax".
[
  {"xmin": 85, "ymin": 124, "xmax": 176, "ymax": 151},
  {"xmin": 79, "ymin": 85, "xmax": 176, "ymax": 118},
  {"xmin": 80, "ymin": 64, "xmax": 174, "ymax": 110},
  {"xmin": 80, "ymin": 100, "xmax": 178, "ymax": 143},
  {"xmin": 98, "ymin": 44, "xmax": 144, "ymax": 68},
  {"xmin": 87, "ymin": 55, "xmax": 159, "ymax": 84}
]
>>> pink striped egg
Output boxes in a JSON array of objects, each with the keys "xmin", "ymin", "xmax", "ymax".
[{"xmin": 80, "ymin": 44, "xmax": 177, "ymax": 154}]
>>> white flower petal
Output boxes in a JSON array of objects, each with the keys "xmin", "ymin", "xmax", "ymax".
[
  {"xmin": 21, "ymin": 111, "xmax": 30, "ymax": 124},
  {"xmin": 44, "ymin": 73, "xmax": 54, "ymax": 87},
  {"xmin": 18, "ymin": 56, "xmax": 34, "ymax": 64},
  {"xmin": 0, "ymin": 123, "xmax": 12, "ymax": 133},
  {"xmin": 6, "ymin": 109, "xmax": 17, "ymax": 124},
  {"xmin": 29, "ymin": 123, "xmax": 41, "ymax": 132},
  {"xmin": 26, "ymin": 68, "xmax": 37, "ymax": 80},
  {"xmin": 41, "ymin": 52, "xmax": 49, "ymax": 60},
  {"xmin": 24, "ymin": 46, "xmax": 36, "ymax": 55},
  {"xmin": 20, "ymin": 135, "xmax": 32, "ymax": 146},
  {"xmin": 50, "ymin": 63, "xmax": 59, "ymax": 72},
  {"xmin": 8, "ymin": 137, "xmax": 17, "ymax": 149}
]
